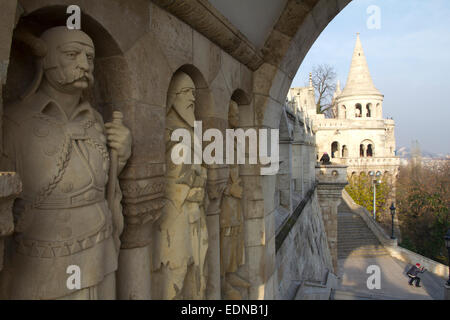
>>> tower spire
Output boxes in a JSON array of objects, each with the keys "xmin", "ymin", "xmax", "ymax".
[{"xmin": 341, "ymin": 33, "xmax": 382, "ymax": 97}]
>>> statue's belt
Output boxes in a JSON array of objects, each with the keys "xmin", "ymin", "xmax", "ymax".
[
  {"xmin": 22, "ymin": 186, "xmax": 105, "ymax": 210},
  {"xmin": 14, "ymin": 223, "xmax": 113, "ymax": 259}
]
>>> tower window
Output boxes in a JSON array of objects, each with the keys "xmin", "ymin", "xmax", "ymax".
[
  {"xmin": 355, "ymin": 104, "xmax": 362, "ymax": 118},
  {"xmin": 331, "ymin": 142, "xmax": 340, "ymax": 158},
  {"xmin": 366, "ymin": 103, "xmax": 372, "ymax": 117},
  {"xmin": 367, "ymin": 144, "xmax": 373, "ymax": 157}
]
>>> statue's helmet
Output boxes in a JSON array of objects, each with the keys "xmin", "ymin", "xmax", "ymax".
[
  {"xmin": 40, "ymin": 26, "xmax": 94, "ymax": 70},
  {"xmin": 167, "ymin": 71, "xmax": 196, "ymax": 127},
  {"xmin": 18, "ymin": 26, "xmax": 95, "ymax": 99}
]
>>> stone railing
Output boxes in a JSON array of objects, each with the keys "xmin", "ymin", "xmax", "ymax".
[
  {"xmin": 275, "ymin": 183, "xmax": 317, "ymax": 252},
  {"xmin": 0, "ymin": 172, "xmax": 22, "ymax": 271},
  {"xmin": 337, "ymin": 157, "xmax": 400, "ymax": 167},
  {"xmin": 342, "ymin": 189, "xmax": 449, "ymax": 280}
]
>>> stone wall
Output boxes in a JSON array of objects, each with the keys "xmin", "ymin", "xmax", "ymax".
[{"xmin": 275, "ymin": 192, "xmax": 333, "ymax": 299}]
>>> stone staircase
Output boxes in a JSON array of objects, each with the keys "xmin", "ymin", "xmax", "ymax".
[{"xmin": 338, "ymin": 202, "xmax": 389, "ymax": 259}]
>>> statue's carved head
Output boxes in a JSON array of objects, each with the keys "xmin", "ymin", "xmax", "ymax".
[
  {"xmin": 228, "ymin": 100, "xmax": 239, "ymax": 129},
  {"xmin": 40, "ymin": 27, "xmax": 95, "ymax": 93},
  {"xmin": 167, "ymin": 71, "xmax": 196, "ymax": 127},
  {"xmin": 15, "ymin": 26, "xmax": 95, "ymax": 98}
]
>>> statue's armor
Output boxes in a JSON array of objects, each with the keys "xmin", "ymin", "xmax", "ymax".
[{"xmin": 0, "ymin": 91, "xmax": 117, "ymax": 299}]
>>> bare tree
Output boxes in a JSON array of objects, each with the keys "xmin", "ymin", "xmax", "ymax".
[{"xmin": 311, "ymin": 64, "xmax": 337, "ymax": 116}]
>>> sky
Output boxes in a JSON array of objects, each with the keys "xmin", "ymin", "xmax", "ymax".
[{"xmin": 293, "ymin": 0, "xmax": 450, "ymax": 155}]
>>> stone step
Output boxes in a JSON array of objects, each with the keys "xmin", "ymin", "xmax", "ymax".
[
  {"xmin": 338, "ymin": 238, "xmax": 381, "ymax": 244},
  {"xmin": 338, "ymin": 248, "xmax": 388, "ymax": 254},
  {"xmin": 338, "ymin": 244, "xmax": 384, "ymax": 249},
  {"xmin": 338, "ymin": 235, "xmax": 379, "ymax": 238},
  {"xmin": 331, "ymin": 289, "xmax": 402, "ymax": 300},
  {"xmin": 339, "ymin": 239, "xmax": 380, "ymax": 242},
  {"xmin": 337, "ymin": 251, "xmax": 389, "ymax": 259}
]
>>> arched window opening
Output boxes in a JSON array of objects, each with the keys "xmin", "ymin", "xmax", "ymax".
[
  {"xmin": 367, "ymin": 144, "xmax": 373, "ymax": 157},
  {"xmin": 341, "ymin": 105, "xmax": 347, "ymax": 119},
  {"xmin": 366, "ymin": 103, "xmax": 372, "ymax": 117},
  {"xmin": 331, "ymin": 142, "xmax": 340, "ymax": 158},
  {"xmin": 342, "ymin": 145, "xmax": 348, "ymax": 158},
  {"xmin": 360, "ymin": 144, "xmax": 365, "ymax": 157},
  {"xmin": 355, "ymin": 104, "xmax": 362, "ymax": 118}
]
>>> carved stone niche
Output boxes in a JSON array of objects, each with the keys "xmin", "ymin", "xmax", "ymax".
[{"xmin": 0, "ymin": 173, "xmax": 21, "ymax": 271}]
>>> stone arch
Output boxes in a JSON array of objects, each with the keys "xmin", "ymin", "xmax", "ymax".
[
  {"xmin": 360, "ymin": 139, "xmax": 375, "ymax": 157},
  {"xmin": 4, "ymin": 5, "xmax": 129, "ymax": 115},
  {"xmin": 174, "ymin": 64, "xmax": 214, "ymax": 122}
]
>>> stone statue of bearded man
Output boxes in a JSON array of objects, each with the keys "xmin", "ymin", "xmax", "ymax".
[
  {"xmin": 152, "ymin": 71, "xmax": 208, "ymax": 300},
  {"xmin": 0, "ymin": 26, "xmax": 131, "ymax": 300}
]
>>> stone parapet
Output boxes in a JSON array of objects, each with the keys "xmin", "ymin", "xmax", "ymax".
[
  {"xmin": 315, "ymin": 164, "xmax": 348, "ymax": 271},
  {"xmin": 339, "ymin": 156, "xmax": 400, "ymax": 166}
]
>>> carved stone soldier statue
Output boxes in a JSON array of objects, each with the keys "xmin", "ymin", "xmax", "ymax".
[
  {"xmin": 152, "ymin": 71, "xmax": 208, "ymax": 300},
  {"xmin": 0, "ymin": 26, "xmax": 131, "ymax": 299},
  {"xmin": 220, "ymin": 100, "xmax": 249, "ymax": 300}
]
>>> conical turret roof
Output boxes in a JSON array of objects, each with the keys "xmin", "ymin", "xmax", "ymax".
[{"xmin": 341, "ymin": 33, "xmax": 382, "ymax": 97}]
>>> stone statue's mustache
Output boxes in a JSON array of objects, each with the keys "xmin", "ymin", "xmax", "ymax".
[{"xmin": 57, "ymin": 67, "xmax": 94, "ymax": 86}]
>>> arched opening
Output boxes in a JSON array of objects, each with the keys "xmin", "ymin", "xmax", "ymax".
[
  {"xmin": 158, "ymin": 65, "xmax": 214, "ymax": 300},
  {"xmin": 342, "ymin": 145, "xmax": 348, "ymax": 158},
  {"xmin": 360, "ymin": 139, "xmax": 375, "ymax": 158},
  {"xmin": 367, "ymin": 144, "xmax": 373, "ymax": 157},
  {"xmin": 331, "ymin": 141, "xmax": 340, "ymax": 158},
  {"xmin": 355, "ymin": 103, "xmax": 362, "ymax": 118},
  {"xmin": 4, "ymin": 6, "xmax": 125, "ymax": 121},
  {"xmin": 366, "ymin": 103, "xmax": 372, "ymax": 118},
  {"xmin": 341, "ymin": 105, "xmax": 347, "ymax": 119}
]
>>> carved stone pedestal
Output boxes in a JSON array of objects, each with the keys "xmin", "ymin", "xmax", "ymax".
[{"xmin": 315, "ymin": 164, "xmax": 348, "ymax": 272}]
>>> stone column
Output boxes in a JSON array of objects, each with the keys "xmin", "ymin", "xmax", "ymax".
[
  {"xmin": 117, "ymin": 164, "xmax": 165, "ymax": 300},
  {"xmin": 315, "ymin": 164, "xmax": 348, "ymax": 272},
  {"xmin": 0, "ymin": 173, "xmax": 21, "ymax": 271},
  {"xmin": 205, "ymin": 166, "xmax": 228, "ymax": 300}
]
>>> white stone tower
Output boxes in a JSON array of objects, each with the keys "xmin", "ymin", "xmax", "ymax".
[
  {"xmin": 288, "ymin": 33, "xmax": 400, "ymax": 178},
  {"xmin": 335, "ymin": 33, "xmax": 384, "ymax": 120}
]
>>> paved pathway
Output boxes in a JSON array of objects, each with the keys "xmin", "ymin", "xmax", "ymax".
[{"xmin": 333, "ymin": 202, "xmax": 446, "ymax": 300}]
